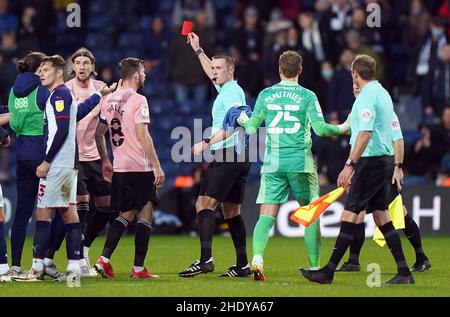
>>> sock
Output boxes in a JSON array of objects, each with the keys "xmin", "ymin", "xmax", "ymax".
[
  {"xmin": 252, "ymin": 215, "xmax": 276, "ymax": 258},
  {"xmin": 79, "ymin": 234, "xmax": 85, "ymax": 259},
  {"xmin": 33, "ymin": 258, "xmax": 44, "ymax": 272},
  {"xmin": 11, "ymin": 265, "xmax": 21, "ymax": 273},
  {"xmin": 67, "ymin": 259, "xmax": 80, "ymax": 272},
  {"xmin": 198, "ymin": 209, "xmax": 215, "ymax": 262},
  {"xmin": 83, "ymin": 246, "xmax": 90, "ymax": 259},
  {"xmin": 101, "ymin": 216, "xmax": 130, "ymax": 259},
  {"xmin": 134, "ymin": 220, "xmax": 152, "ymax": 267},
  {"xmin": 379, "ymin": 221, "xmax": 410, "ymax": 276},
  {"xmin": 101, "ymin": 256, "xmax": 109, "ymax": 263},
  {"xmin": 79, "ymin": 258, "xmax": 88, "ymax": 267},
  {"xmin": 44, "ymin": 212, "xmax": 66, "ymax": 260},
  {"xmin": 77, "ymin": 202, "xmax": 90, "ymax": 230},
  {"xmin": 66, "ymin": 223, "xmax": 82, "ymax": 261},
  {"xmin": 403, "ymin": 214, "xmax": 427, "ymax": 262},
  {"xmin": 323, "ymin": 221, "xmax": 356, "ymax": 277},
  {"xmin": 33, "ymin": 221, "xmax": 51, "ymax": 260},
  {"xmin": 133, "ymin": 266, "xmax": 144, "ymax": 272},
  {"xmin": 226, "ymin": 215, "xmax": 248, "ymax": 267},
  {"xmin": 0, "ymin": 222, "xmax": 7, "ymax": 264},
  {"xmin": 348, "ymin": 223, "xmax": 365, "ymax": 265},
  {"xmin": 84, "ymin": 208, "xmax": 114, "ymax": 247},
  {"xmin": 43, "ymin": 258, "xmax": 54, "ymax": 267},
  {"xmin": 304, "ymin": 218, "xmax": 321, "ymax": 268}
]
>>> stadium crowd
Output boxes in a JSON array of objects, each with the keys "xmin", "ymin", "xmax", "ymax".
[{"xmin": 0, "ymin": 0, "xmax": 449, "ymax": 186}]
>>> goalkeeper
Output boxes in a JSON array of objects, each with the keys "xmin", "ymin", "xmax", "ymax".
[{"xmin": 235, "ymin": 51, "xmax": 350, "ymax": 281}]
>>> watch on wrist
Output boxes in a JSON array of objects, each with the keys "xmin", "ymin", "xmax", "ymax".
[
  {"xmin": 345, "ymin": 158, "xmax": 356, "ymax": 168},
  {"xmin": 204, "ymin": 138, "xmax": 211, "ymax": 144},
  {"xmin": 195, "ymin": 48, "xmax": 204, "ymax": 56},
  {"xmin": 395, "ymin": 163, "xmax": 403, "ymax": 169}
]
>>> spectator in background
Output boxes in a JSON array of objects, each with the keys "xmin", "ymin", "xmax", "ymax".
[
  {"xmin": 351, "ymin": 7, "xmax": 373, "ymax": 46},
  {"xmin": 414, "ymin": 16, "xmax": 447, "ymax": 118},
  {"xmin": 0, "ymin": 0, "xmax": 17, "ymax": 37},
  {"xmin": 404, "ymin": 124, "xmax": 442, "ymax": 184},
  {"xmin": 262, "ymin": 29, "xmax": 286, "ymax": 86},
  {"xmin": 313, "ymin": 117, "xmax": 350, "ymax": 186},
  {"xmin": 318, "ymin": 0, "xmax": 352, "ymax": 63},
  {"xmin": 233, "ymin": 6, "xmax": 263, "ymax": 97},
  {"xmin": 172, "ymin": 0, "xmax": 216, "ymax": 29},
  {"xmin": 1, "ymin": 30, "xmax": 16, "ymax": 57},
  {"xmin": 17, "ymin": 7, "xmax": 40, "ymax": 58},
  {"xmin": 298, "ymin": 11, "xmax": 326, "ymax": 66},
  {"xmin": 141, "ymin": 16, "xmax": 172, "ymax": 76},
  {"xmin": 168, "ymin": 11, "xmax": 213, "ymax": 105},
  {"xmin": 0, "ymin": 33, "xmax": 17, "ymax": 105},
  {"xmin": 315, "ymin": 60, "xmax": 334, "ymax": 113},
  {"xmin": 13, "ymin": 0, "xmax": 56, "ymax": 53},
  {"xmin": 266, "ymin": 7, "xmax": 292, "ymax": 35},
  {"xmin": 276, "ymin": 0, "xmax": 300, "ymax": 23},
  {"xmin": 282, "ymin": 26, "xmax": 318, "ymax": 91},
  {"xmin": 346, "ymin": 29, "xmax": 384, "ymax": 81},
  {"xmin": 437, "ymin": 0, "xmax": 450, "ymax": 37},
  {"xmin": 404, "ymin": 0, "xmax": 431, "ymax": 48},
  {"xmin": 230, "ymin": 46, "xmax": 258, "ymax": 99},
  {"xmin": 234, "ymin": 6, "xmax": 263, "ymax": 64},
  {"xmin": 423, "ymin": 45, "xmax": 450, "ymax": 117},
  {"xmin": 433, "ymin": 106, "xmax": 450, "ymax": 164},
  {"xmin": 328, "ymin": 48, "xmax": 355, "ymax": 120},
  {"xmin": 99, "ymin": 65, "xmax": 115, "ymax": 86}
]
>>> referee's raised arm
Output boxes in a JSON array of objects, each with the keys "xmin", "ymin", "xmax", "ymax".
[{"xmin": 187, "ymin": 32, "xmax": 213, "ymax": 81}]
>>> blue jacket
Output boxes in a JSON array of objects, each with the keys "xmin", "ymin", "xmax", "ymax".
[
  {"xmin": 222, "ymin": 105, "xmax": 253, "ymax": 154},
  {"xmin": 222, "ymin": 105, "xmax": 253, "ymax": 130}
]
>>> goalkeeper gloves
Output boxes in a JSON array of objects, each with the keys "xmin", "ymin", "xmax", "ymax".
[
  {"xmin": 337, "ymin": 115, "xmax": 351, "ymax": 135},
  {"xmin": 236, "ymin": 110, "xmax": 250, "ymax": 127}
]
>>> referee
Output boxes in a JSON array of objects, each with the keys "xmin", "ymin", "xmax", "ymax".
[
  {"xmin": 178, "ymin": 32, "xmax": 251, "ymax": 278},
  {"xmin": 300, "ymin": 54, "xmax": 414, "ymax": 285}
]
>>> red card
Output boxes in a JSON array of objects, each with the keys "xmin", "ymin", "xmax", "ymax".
[{"xmin": 181, "ymin": 21, "xmax": 193, "ymax": 35}]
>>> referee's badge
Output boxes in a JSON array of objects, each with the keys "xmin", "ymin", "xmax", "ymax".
[
  {"xmin": 55, "ymin": 100, "xmax": 65, "ymax": 113},
  {"xmin": 361, "ymin": 108, "xmax": 372, "ymax": 122}
]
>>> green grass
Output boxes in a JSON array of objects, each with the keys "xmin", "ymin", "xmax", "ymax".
[{"xmin": 0, "ymin": 236, "xmax": 449, "ymax": 297}]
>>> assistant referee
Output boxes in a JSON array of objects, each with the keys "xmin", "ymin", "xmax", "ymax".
[{"xmin": 300, "ymin": 54, "xmax": 414, "ymax": 285}]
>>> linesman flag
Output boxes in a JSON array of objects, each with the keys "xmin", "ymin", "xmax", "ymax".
[
  {"xmin": 373, "ymin": 194, "xmax": 405, "ymax": 247},
  {"xmin": 290, "ymin": 187, "xmax": 347, "ymax": 227}
]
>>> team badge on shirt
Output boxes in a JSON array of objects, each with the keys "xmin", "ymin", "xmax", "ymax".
[
  {"xmin": 55, "ymin": 100, "xmax": 65, "ymax": 113},
  {"xmin": 140, "ymin": 105, "xmax": 149, "ymax": 119}
]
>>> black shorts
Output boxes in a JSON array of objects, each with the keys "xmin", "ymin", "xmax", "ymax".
[
  {"xmin": 387, "ymin": 183, "xmax": 400, "ymax": 203},
  {"xmin": 111, "ymin": 172, "xmax": 158, "ymax": 212},
  {"xmin": 77, "ymin": 160, "xmax": 111, "ymax": 197},
  {"xmin": 344, "ymin": 156, "xmax": 394, "ymax": 214},
  {"xmin": 199, "ymin": 147, "xmax": 251, "ymax": 204}
]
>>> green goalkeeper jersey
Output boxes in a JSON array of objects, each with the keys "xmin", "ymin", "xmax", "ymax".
[{"xmin": 245, "ymin": 81, "xmax": 336, "ymax": 173}]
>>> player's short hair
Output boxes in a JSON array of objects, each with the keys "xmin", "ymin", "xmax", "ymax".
[
  {"xmin": 212, "ymin": 53, "xmax": 235, "ymax": 69},
  {"xmin": 16, "ymin": 52, "xmax": 46, "ymax": 74},
  {"xmin": 70, "ymin": 47, "xmax": 97, "ymax": 77},
  {"xmin": 41, "ymin": 55, "xmax": 66, "ymax": 71},
  {"xmin": 119, "ymin": 57, "xmax": 144, "ymax": 79},
  {"xmin": 279, "ymin": 50, "xmax": 303, "ymax": 78},
  {"xmin": 352, "ymin": 54, "xmax": 376, "ymax": 80}
]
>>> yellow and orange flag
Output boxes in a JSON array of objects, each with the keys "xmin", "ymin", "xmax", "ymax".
[
  {"xmin": 373, "ymin": 194, "xmax": 405, "ymax": 247},
  {"xmin": 290, "ymin": 187, "xmax": 347, "ymax": 227}
]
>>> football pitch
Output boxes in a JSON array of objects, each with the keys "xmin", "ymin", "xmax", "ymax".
[{"xmin": 0, "ymin": 235, "xmax": 449, "ymax": 297}]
